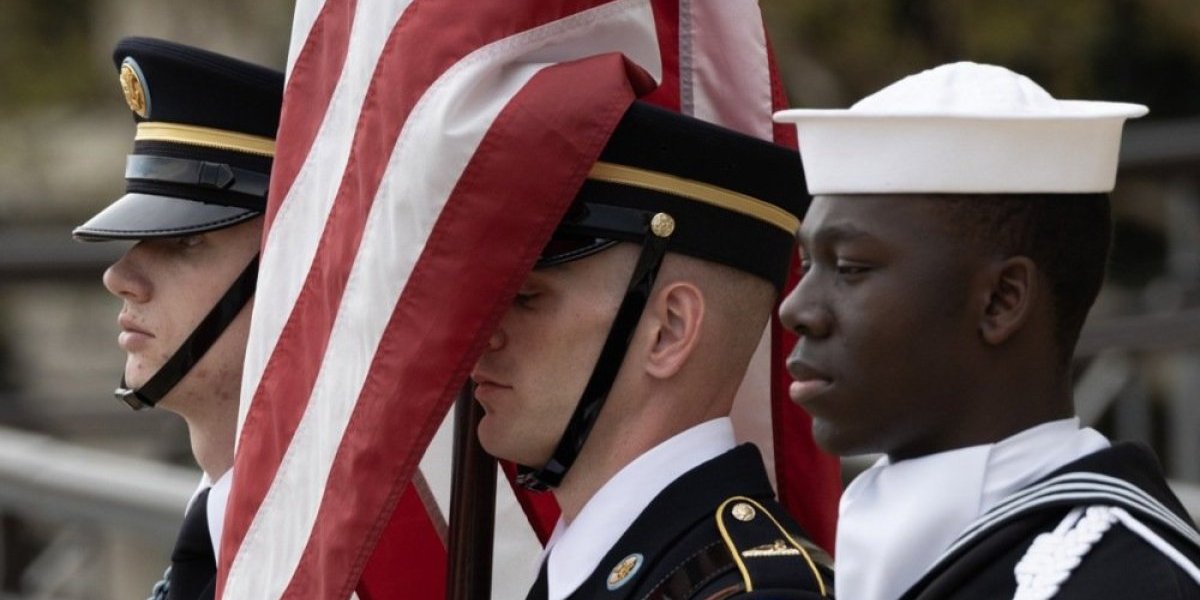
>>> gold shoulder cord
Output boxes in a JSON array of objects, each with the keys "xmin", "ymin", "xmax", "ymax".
[{"xmin": 714, "ymin": 496, "xmax": 828, "ymax": 596}]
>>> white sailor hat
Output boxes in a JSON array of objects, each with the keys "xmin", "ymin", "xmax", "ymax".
[{"xmin": 774, "ymin": 62, "xmax": 1148, "ymax": 194}]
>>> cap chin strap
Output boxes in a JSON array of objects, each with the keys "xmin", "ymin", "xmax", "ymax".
[
  {"xmin": 116, "ymin": 255, "xmax": 259, "ymax": 410},
  {"xmin": 516, "ymin": 212, "xmax": 674, "ymax": 491}
]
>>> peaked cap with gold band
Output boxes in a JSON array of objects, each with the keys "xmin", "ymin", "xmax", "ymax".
[
  {"xmin": 539, "ymin": 100, "xmax": 806, "ymax": 290},
  {"xmin": 517, "ymin": 101, "xmax": 809, "ymax": 490},
  {"xmin": 73, "ymin": 36, "xmax": 283, "ymax": 240},
  {"xmin": 72, "ymin": 38, "xmax": 282, "ymax": 411}
]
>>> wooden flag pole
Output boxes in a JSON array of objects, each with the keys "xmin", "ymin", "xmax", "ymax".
[{"xmin": 446, "ymin": 381, "xmax": 496, "ymax": 599}]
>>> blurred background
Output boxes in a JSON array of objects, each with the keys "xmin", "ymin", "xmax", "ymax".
[{"xmin": 1, "ymin": 1, "xmax": 1198, "ymax": 598}]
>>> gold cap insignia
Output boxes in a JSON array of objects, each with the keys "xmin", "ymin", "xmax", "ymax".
[
  {"xmin": 650, "ymin": 212, "xmax": 675, "ymax": 238},
  {"xmin": 606, "ymin": 553, "xmax": 643, "ymax": 591},
  {"xmin": 731, "ymin": 501, "xmax": 756, "ymax": 522},
  {"xmin": 119, "ymin": 58, "xmax": 150, "ymax": 119},
  {"xmin": 742, "ymin": 539, "xmax": 802, "ymax": 558}
]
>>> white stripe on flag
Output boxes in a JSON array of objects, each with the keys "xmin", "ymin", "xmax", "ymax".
[
  {"xmin": 689, "ymin": 0, "xmax": 773, "ymax": 139},
  {"xmin": 285, "ymin": 0, "xmax": 331, "ymax": 78},
  {"xmin": 239, "ymin": 0, "xmax": 412, "ymax": 436}
]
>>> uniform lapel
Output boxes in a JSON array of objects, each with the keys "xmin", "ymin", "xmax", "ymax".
[
  {"xmin": 167, "ymin": 487, "xmax": 217, "ymax": 600},
  {"xmin": 567, "ymin": 445, "xmax": 773, "ymax": 599}
]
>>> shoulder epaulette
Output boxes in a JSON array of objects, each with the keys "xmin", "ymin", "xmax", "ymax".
[
  {"xmin": 714, "ymin": 496, "xmax": 831, "ymax": 597},
  {"xmin": 635, "ymin": 496, "xmax": 832, "ymax": 599}
]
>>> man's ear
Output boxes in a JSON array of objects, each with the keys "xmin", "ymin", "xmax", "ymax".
[
  {"xmin": 979, "ymin": 256, "xmax": 1038, "ymax": 346},
  {"xmin": 645, "ymin": 282, "xmax": 704, "ymax": 380}
]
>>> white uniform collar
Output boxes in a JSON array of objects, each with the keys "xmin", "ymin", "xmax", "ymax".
[
  {"xmin": 543, "ymin": 418, "xmax": 736, "ymax": 600},
  {"xmin": 207, "ymin": 469, "xmax": 233, "ymax": 559},
  {"xmin": 836, "ymin": 417, "xmax": 1110, "ymax": 600}
]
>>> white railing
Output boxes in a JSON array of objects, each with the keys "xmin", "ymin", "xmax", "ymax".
[{"xmin": 0, "ymin": 425, "xmax": 197, "ymax": 538}]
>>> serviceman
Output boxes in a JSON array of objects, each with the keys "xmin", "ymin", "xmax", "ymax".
[
  {"xmin": 73, "ymin": 37, "xmax": 282, "ymax": 600},
  {"xmin": 472, "ymin": 100, "xmax": 833, "ymax": 599},
  {"xmin": 776, "ymin": 62, "xmax": 1200, "ymax": 599}
]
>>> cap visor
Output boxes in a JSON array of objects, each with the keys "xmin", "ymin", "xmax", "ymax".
[{"xmin": 73, "ymin": 192, "xmax": 259, "ymax": 241}]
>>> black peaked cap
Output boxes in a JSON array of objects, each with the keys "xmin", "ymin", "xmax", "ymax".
[
  {"xmin": 547, "ymin": 101, "xmax": 809, "ymax": 290},
  {"xmin": 73, "ymin": 37, "xmax": 284, "ymax": 241}
]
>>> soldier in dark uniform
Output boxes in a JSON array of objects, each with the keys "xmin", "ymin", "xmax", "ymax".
[
  {"xmin": 73, "ymin": 37, "xmax": 283, "ymax": 600},
  {"xmin": 471, "ymin": 100, "xmax": 833, "ymax": 600},
  {"xmin": 776, "ymin": 62, "xmax": 1200, "ymax": 599}
]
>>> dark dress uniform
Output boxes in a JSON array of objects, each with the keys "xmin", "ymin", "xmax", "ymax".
[
  {"xmin": 543, "ymin": 444, "xmax": 832, "ymax": 600},
  {"xmin": 901, "ymin": 443, "xmax": 1200, "ymax": 599}
]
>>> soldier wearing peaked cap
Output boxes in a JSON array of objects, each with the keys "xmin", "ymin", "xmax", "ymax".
[
  {"xmin": 776, "ymin": 62, "xmax": 1200, "ymax": 599},
  {"xmin": 472, "ymin": 100, "xmax": 833, "ymax": 600},
  {"xmin": 73, "ymin": 37, "xmax": 283, "ymax": 600}
]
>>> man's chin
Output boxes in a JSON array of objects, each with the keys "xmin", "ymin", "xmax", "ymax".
[
  {"xmin": 810, "ymin": 419, "xmax": 877, "ymax": 457},
  {"xmin": 477, "ymin": 425, "xmax": 550, "ymax": 468},
  {"xmin": 121, "ymin": 371, "xmax": 149, "ymax": 391},
  {"xmin": 476, "ymin": 420, "xmax": 516, "ymax": 462}
]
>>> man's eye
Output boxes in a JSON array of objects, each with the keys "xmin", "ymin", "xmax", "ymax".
[
  {"xmin": 796, "ymin": 246, "xmax": 811, "ymax": 273},
  {"xmin": 176, "ymin": 235, "xmax": 204, "ymax": 248},
  {"xmin": 836, "ymin": 262, "xmax": 870, "ymax": 276},
  {"xmin": 514, "ymin": 292, "xmax": 538, "ymax": 307}
]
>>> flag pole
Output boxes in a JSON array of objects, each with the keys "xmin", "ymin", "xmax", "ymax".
[{"xmin": 446, "ymin": 380, "xmax": 496, "ymax": 599}]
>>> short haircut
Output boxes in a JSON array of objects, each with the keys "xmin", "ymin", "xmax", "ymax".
[
  {"xmin": 930, "ymin": 194, "xmax": 1112, "ymax": 366},
  {"xmin": 658, "ymin": 252, "xmax": 777, "ymax": 369}
]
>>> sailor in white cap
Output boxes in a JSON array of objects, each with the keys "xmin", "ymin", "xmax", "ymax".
[{"xmin": 775, "ymin": 62, "xmax": 1200, "ymax": 599}]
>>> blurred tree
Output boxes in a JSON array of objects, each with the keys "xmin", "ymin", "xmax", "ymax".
[
  {"xmin": 0, "ymin": 0, "xmax": 107, "ymax": 112},
  {"xmin": 1092, "ymin": 0, "xmax": 1200, "ymax": 118},
  {"xmin": 761, "ymin": 0, "xmax": 1200, "ymax": 119}
]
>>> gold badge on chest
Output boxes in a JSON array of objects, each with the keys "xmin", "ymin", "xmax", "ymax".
[{"xmin": 606, "ymin": 552, "xmax": 644, "ymax": 591}]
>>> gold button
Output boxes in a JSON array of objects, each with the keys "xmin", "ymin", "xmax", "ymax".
[
  {"xmin": 731, "ymin": 502, "xmax": 756, "ymax": 522},
  {"xmin": 650, "ymin": 212, "xmax": 675, "ymax": 238}
]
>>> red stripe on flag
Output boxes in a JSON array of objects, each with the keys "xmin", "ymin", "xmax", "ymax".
[
  {"xmin": 502, "ymin": 460, "xmax": 560, "ymax": 544},
  {"xmin": 766, "ymin": 34, "xmax": 799, "ymax": 151},
  {"xmin": 282, "ymin": 54, "xmax": 652, "ymax": 599},
  {"xmin": 355, "ymin": 482, "xmax": 446, "ymax": 600},
  {"xmin": 223, "ymin": 1, "xmax": 623, "ymax": 581},
  {"xmin": 262, "ymin": 0, "xmax": 356, "ymax": 233},
  {"xmin": 642, "ymin": 0, "xmax": 680, "ymax": 111}
]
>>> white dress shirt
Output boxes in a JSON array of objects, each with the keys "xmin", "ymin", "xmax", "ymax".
[
  {"xmin": 541, "ymin": 417, "xmax": 737, "ymax": 600},
  {"xmin": 190, "ymin": 470, "xmax": 232, "ymax": 559},
  {"xmin": 836, "ymin": 417, "xmax": 1110, "ymax": 600},
  {"xmin": 207, "ymin": 470, "xmax": 232, "ymax": 558}
]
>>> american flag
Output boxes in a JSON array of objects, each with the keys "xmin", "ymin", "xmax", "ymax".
[{"xmin": 218, "ymin": 1, "xmax": 839, "ymax": 598}]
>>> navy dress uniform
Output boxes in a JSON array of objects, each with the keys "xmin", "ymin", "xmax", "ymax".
[
  {"xmin": 777, "ymin": 62, "xmax": 1200, "ymax": 599},
  {"xmin": 518, "ymin": 101, "xmax": 832, "ymax": 599},
  {"xmin": 73, "ymin": 37, "xmax": 283, "ymax": 600},
  {"xmin": 901, "ymin": 443, "xmax": 1200, "ymax": 599}
]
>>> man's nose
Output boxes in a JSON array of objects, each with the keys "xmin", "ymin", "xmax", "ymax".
[
  {"xmin": 779, "ymin": 272, "xmax": 831, "ymax": 339},
  {"xmin": 486, "ymin": 326, "xmax": 506, "ymax": 351},
  {"xmin": 102, "ymin": 246, "xmax": 151, "ymax": 303}
]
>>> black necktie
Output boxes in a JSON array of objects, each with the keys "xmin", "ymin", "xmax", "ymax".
[
  {"xmin": 526, "ymin": 560, "xmax": 549, "ymax": 600},
  {"xmin": 166, "ymin": 487, "xmax": 217, "ymax": 600}
]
